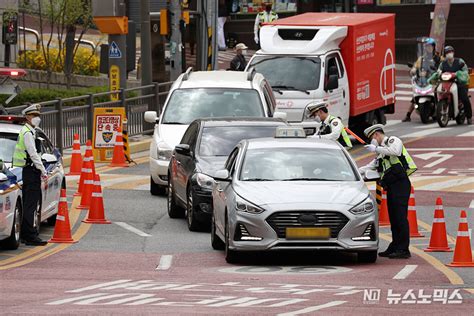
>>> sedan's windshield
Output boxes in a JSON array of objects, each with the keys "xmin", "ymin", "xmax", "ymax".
[
  {"xmin": 249, "ymin": 56, "xmax": 321, "ymax": 91},
  {"xmin": 0, "ymin": 133, "xmax": 18, "ymax": 163},
  {"xmin": 162, "ymin": 88, "xmax": 264, "ymax": 124},
  {"xmin": 240, "ymin": 148, "xmax": 357, "ymax": 181},
  {"xmin": 199, "ymin": 125, "xmax": 283, "ymax": 156}
]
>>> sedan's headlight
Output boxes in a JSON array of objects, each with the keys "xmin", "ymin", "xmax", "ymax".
[
  {"xmin": 196, "ymin": 173, "xmax": 214, "ymax": 190},
  {"xmin": 349, "ymin": 196, "xmax": 375, "ymax": 215},
  {"xmin": 157, "ymin": 142, "xmax": 172, "ymax": 161},
  {"xmin": 235, "ymin": 195, "xmax": 264, "ymax": 214}
]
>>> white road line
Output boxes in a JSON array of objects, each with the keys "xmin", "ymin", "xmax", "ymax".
[
  {"xmin": 126, "ymin": 298, "xmax": 165, "ymax": 305},
  {"xmin": 401, "ymin": 127, "xmax": 451, "ymax": 138},
  {"xmin": 397, "ymin": 96, "xmax": 413, "ymax": 101},
  {"xmin": 115, "ymin": 222, "xmax": 151, "ymax": 237},
  {"xmin": 67, "ymin": 279, "xmax": 132, "ymax": 293},
  {"xmin": 278, "ymin": 301, "xmax": 347, "ymax": 316},
  {"xmin": 103, "ymin": 294, "xmax": 156, "ymax": 305},
  {"xmin": 156, "ymin": 255, "xmax": 173, "ymax": 270},
  {"xmin": 384, "ymin": 120, "xmax": 401, "ymax": 127},
  {"xmin": 469, "ymin": 200, "xmax": 474, "ymax": 209},
  {"xmin": 75, "ymin": 294, "xmax": 130, "ymax": 305},
  {"xmin": 408, "ymin": 147, "xmax": 474, "ymax": 151},
  {"xmin": 396, "ymin": 83, "xmax": 412, "ymax": 89},
  {"xmin": 414, "ymin": 122, "xmax": 438, "ymax": 129},
  {"xmin": 393, "ymin": 264, "xmax": 418, "ymax": 280},
  {"xmin": 395, "ymin": 90, "xmax": 413, "ymax": 95},
  {"xmin": 417, "ymin": 177, "xmax": 474, "ymax": 191},
  {"xmin": 458, "ymin": 130, "xmax": 474, "ymax": 137},
  {"xmin": 432, "ymin": 168, "xmax": 446, "ymax": 175},
  {"xmin": 47, "ymin": 293, "xmax": 111, "ymax": 305}
]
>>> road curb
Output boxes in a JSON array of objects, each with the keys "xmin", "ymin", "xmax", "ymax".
[{"xmin": 62, "ymin": 139, "xmax": 151, "ymax": 168}]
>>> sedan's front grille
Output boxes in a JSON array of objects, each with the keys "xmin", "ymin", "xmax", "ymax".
[{"xmin": 266, "ymin": 211, "xmax": 349, "ymax": 239}]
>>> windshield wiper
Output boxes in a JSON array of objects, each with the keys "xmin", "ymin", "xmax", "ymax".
[
  {"xmin": 282, "ymin": 177, "xmax": 334, "ymax": 181},
  {"xmin": 243, "ymin": 178, "xmax": 273, "ymax": 181},
  {"xmin": 271, "ymin": 85, "xmax": 310, "ymax": 95}
]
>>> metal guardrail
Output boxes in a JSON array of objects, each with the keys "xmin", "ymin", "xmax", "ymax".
[{"xmin": 6, "ymin": 82, "xmax": 173, "ymax": 153}]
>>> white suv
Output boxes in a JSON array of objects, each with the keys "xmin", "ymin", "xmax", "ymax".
[{"xmin": 144, "ymin": 68, "xmax": 285, "ymax": 195}]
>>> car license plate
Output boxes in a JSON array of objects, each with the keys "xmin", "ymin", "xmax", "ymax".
[{"xmin": 286, "ymin": 227, "xmax": 330, "ymax": 240}]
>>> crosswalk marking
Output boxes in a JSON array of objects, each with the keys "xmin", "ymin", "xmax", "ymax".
[
  {"xmin": 396, "ymin": 90, "xmax": 413, "ymax": 96},
  {"xmin": 401, "ymin": 127, "xmax": 451, "ymax": 138},
  {"xmin": 458, "ymin": 130, "xmax": 474, "ymax": 137},
  {"xmin": 393, "ymin": 265, "xmax": 418, "ymax": 280}
]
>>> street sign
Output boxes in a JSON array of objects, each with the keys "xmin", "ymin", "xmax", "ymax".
[
  {"xmin": 92, "ymin": 107, "xmax": 127, "ymax": 162},
  {"xmin": 109, "ymin": 41, "xmax": 122, "ymax": 58},
  {"xmin": 109, "ymin": 65, "xmax": 120, "ymax": 101}
]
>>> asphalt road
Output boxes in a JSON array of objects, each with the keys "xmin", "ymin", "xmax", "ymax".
[{"xmin": 0, "ymin": 73, "xmax": 473, "ymax": 314}]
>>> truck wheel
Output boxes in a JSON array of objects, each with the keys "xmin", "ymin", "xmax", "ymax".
[{"xmin": 1, "ymin": 201, "xmax": 22, "ymax": 250}]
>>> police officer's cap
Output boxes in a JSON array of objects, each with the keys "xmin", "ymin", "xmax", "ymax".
[
  {"xmin": 307, "ymin": 102, "xmax": 328, "ymax": 115},
  {"xmin": 364, "ymin": 124, "xmax": 384, "ymax": 139},
  {"xmin": 22, "ymin": 103, "xmax": 41, "ymax": 116}
]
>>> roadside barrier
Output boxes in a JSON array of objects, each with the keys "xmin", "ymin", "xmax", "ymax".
[
  {"xmin": 83, "ymin": 174, "xmax": 111, "ymax": 224},
  {"xmin": 424, "ymin": 197, "xmax": 452, "ymax": 252},
  {"xmin": 447, "ymin": 210, "xmax": 474, "ymax": 267},
  {"xmin": 49, "ymin": 189, "xmax": 76, "ymax": 243},
  {"xmin": 67, "ymin": 134, "xmax": 82, "ymax": 176},
  {"xmin": 408, "ymin": 186, "xmax": 424, "ymax": 238},
  {"xmin": 376, "ymin": 183, "xmax": 390, "ymax": 226},
  {"xmin": 109, "ymin": 127, "xmax": 129, "ymax": 168}
]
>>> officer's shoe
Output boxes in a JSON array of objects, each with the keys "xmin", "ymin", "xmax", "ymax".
[
  {"xmin": 388, "ymin": 250, "xmax": 411, "ymax": 259},
  {"xmin": 378, "ymin": 249, "xmax": 394, "ymax": 257},
  {"xmin": 22, "ymin": 238, "xmax": 48, "ymax": 246},
  {"xmin": 467, "ymin": 118, "xmax": 472, "ymax": 125}
]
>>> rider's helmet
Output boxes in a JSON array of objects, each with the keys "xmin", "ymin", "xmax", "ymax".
[
  {"xmin": 423, "ymin": 37, "xmax": 436, "ymax": 49},
  {"xmin": 444, "ymin": 45, "xmax": 455, "ymax": 54}
]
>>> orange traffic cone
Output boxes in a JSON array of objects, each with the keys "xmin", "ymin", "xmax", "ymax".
[
  {"xmin": 83, "ymin": 174, "xmax": 111, "ymax": 224},
  {"xmin": 75, "ymin": 140, "xmax": 95, "ymax": 197},
  {"xmin": 424, "ymin": 197, "xmax": 452, "ymax": 252},
  {"xmin": 408, "ymin": 186, "xmax": 424, "ymax": 237},
  {"xmin": 109, "ymin": 127, "xmax": 128, "ymax": 168},
  {"xmin": 49, "ymin": 189, "xmax": 77, "ymax": 243},
  {"xmin": 67, "ymin": 134, "xmax": 82, "ymax": 176},
  {"xmin": 447, "ymin": 210, "xmax": 474, "ymax": 267},
  {"xmin": 77, "ymin": 145, "xmax": 95, "ymax": 210},
  {"xmin": 376, "ymin": 183, "xmax": 390, "ymax": 227}
]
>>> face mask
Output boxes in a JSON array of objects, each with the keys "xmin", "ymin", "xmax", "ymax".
[
  {"xmin": 31, "ymin": 117, "xmax": 41, "ymax": 127},
  {"xmin": 446, "ymin": 53, "xmax": 454, "ymax": 60},
  {"xmin": 371, "ymin": 138, "xmax": 379, "ymax": 146},
  {"xmin": 313, "ymin": 115, "xmax": 321, "ymax": 123},
  {"xmin": 242, "ymin": 50, "xmax": 247, "ymax": 55}
]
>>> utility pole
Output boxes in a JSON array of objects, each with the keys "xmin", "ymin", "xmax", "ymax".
[
  {"xmin": 169, "ymin": 0, "xmax": 183, "ymax": 80},
  {"xmin": 140, "ymin": 0, "xmax": 152, "ymax": 86}
]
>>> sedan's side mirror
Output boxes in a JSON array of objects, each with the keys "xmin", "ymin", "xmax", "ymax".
[
  {"xmin": 144, "ymin": 111, "xmax": 158, "ymax": 124},
  {"xmin": 0, "ymin": 173, "xmax": 7, "ymax": 182},
  {"xmin": 175, "ymin": 144, "xmax": 191, "ymax": 156},
  {"xmin": 273, "ymin": 111, "xmax": 287, "ymax": 121},
  {"xmin": 363, "ymin": 169, "xmax": 380, "ymax": 182},
  {"xmin": 214, "ymin": 169, "xmax": 231, "ymax": 182},
  {"xmin": 325, "ymin": 74, "xmax": 339, "ymax": 91},
  {"xmin": 41, "ymin": 153, "xmax": 58, "ymax": 164}
]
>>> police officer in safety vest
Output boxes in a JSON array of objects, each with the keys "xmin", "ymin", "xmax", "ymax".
[
  {"xmin": 307, "ymin": 102, "xmax": 352, "ymax": 149},
  {"xmin": 13, "ymin": 104, "xmax": 48, "ymax": 246},
  {"xmin": 360, "ymin": 124, "xmax": 417, "ymax": 259},
  {"xmin": 254, "ymin": 2, "xmax": 278, "ymax": 45}
]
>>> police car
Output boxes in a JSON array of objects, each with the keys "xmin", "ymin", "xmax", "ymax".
[
  {"xmin": 0, "ymin": 115, "xmax": 65, "ymax": 249},
  {"xmin": 211, "ymin": 127, "xmax": 380, "ymax": 263}
]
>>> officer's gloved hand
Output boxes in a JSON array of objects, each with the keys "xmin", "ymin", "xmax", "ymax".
[
  {"xmin": 364, "ymin": 144, "xmax": 377, "ymax": 152},
  {"xmin": 254, "ymin": 36, "xmax": 259, "ymax": 44}
]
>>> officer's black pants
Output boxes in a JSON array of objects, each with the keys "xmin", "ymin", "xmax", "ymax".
[
  {"xmin": 386, "ymin": 176, "xmax": 411, "ymax": 252},
  {"xmin": 21, "ymin": 166, "xmax": 42, "ymax": 240},
  {"xmin": 459, "ymin": 87, "xmax": 472, "ymax": 119}
]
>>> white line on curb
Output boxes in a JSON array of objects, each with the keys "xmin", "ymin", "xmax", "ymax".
[
  {"xmin": 156, "ymin": 255, "xmax": 173, "ymax": 271},
  {"xmin": 393, "ymin": 264, "xmax": 418, "ymax": 280},
  {"xmin": 115, "ymin": 222, "xmax": 151, "ymax": 237},
  {"xmin": 277, "ymin": 301, "xmax": 347, "ymax": 316}
]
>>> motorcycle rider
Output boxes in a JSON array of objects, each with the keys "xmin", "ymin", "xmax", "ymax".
[
  {"xmin": 436, "ymin": 46, "xmax": 472, "ymax": 125},
  {"xmin": 403, "ymin": 38, "xmax": 441, "ymax": 122}
]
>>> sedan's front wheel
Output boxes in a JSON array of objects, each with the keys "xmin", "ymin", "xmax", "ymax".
[
  {"xmin": 186, "ymin": 188, "xmax": 202, "ymax": 232},
  {"xmin": 211, "ymin": 213, "xmax": 225, "ymax": 250},
  {"xmin": 167, "ymin": 179, "xmax": 184, "ymax": 218},
  {"xmin": 225, "ymin": 217, "xmax": 240, "ymax": 263}
]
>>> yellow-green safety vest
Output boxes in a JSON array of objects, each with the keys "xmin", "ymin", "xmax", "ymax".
[
  {"xmin": 13, "ymin": 124, "xmax": 34, "ymax": 167},
  {"xmin": 379, "ymin": 143, "xmax": 417, "ymax": 179},
  {"xmin": 258, "ymin": 11, "xmax": 277, "ymax": 28},
  {"xmin": 328, "ymin": 115, "xmax": 352, "ymax": 149}
]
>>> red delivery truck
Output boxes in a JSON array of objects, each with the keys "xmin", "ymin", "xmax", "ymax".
[{"xmin": 246, "ymin": 13, "xmax": 396, "ymax": 135}]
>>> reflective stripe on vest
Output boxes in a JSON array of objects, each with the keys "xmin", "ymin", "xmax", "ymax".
[
  {"xmin": 258, "ymin": 12, "xmax": 277, "ymax": 28},
  {"xmin": 13, "ymin": 124, "xmax": 34, "ymax": 167},
  {"xmin": 379, "ymin": 145, "xmax": 417, "ymax": 178},
  {"xmin": 328, "ymin": 116, "xmax": 352, "ymax": 148}
]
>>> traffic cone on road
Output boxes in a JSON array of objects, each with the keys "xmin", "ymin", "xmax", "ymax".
[
  {"xmin": 83, "ymin": 174, "xmax": 111, "ymax": 224},
  {"xmin": 408, "ymin": 186, "xmax": 424, "ymax": 238},
  {"xmin": 49, "ymin": 189, "xmax": 77, "ymax": 243},
  {"xmin": 447, "ymin": 210, "xmax": 474, "ymax": 267},
  {"xmin": 75, "ymin": 140, "xmax": 95, "ymax": 197},
  {"xmin": 424, "ymin": 197, "xmax": 452, "ymax": 252},
  {"xmin": 376, "ymin": 183, "xmax": 390, "ymax": 227},
  {"xmin": 77, "ymin": 144, "xmax": 95, "ymax": 210},
  {"xmin": 67, "ymin": 134, "xmax": 82, "ymax": 176},
  {"xmin": 109, "ymin": 127, "xmax": 128, "ymax": 168}
]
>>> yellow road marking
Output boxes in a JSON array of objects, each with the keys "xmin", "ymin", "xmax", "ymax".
[
  {"xmin": 107, "ymin": 177, "xmax": 150, "ymax": 190},
  {"xmin": 379, "ymin": 232, "xmax": 464, "ymax": 285},
  {"xmin": 466, "ymin": 289, "xmax": 474, "ymax": 294}
]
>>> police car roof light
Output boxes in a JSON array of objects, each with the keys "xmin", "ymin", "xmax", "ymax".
[
  {"xmin": 0, "ymin": 68, "xmax": 27, "ymax": 78},
  {"xmin": 0, "ymin": 115, "xmax": 26, "ymax": 124},
  {"xmin": 275, "ymin": 126, "xmax": 307, "ymax": 138}
]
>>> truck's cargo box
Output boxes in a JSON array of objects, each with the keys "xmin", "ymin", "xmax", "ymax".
[{"xmin": 269, "ymin": 13, "xmax": 396, "ymax": 117}]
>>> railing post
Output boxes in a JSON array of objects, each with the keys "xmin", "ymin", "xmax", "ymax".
[
  {"xmin": 120, "ymin": 88, "xmax": 126, "ymax": 108},
  {"xmin": 56, "ymin": 99, "xmax": 64, "ymax": 154},
  {"xmin": 154, "ymin": 82, "xmax": 160, "ymax": 114},
  {"xmin": 87, "ymin": 94, "xmax": 94, "ymax": 141}
]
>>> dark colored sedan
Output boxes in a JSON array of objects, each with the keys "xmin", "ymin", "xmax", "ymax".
[{"xmin": 167, "ymin": 117, "xmax": 287, "ymax": 231}]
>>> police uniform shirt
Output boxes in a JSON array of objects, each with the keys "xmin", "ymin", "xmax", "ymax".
[
  {"xmin": 312, "ymin": 116, "xmax": 343, "ymax": 141},
  {"xmin": 254, "ymin": 11, "xmax": 279, "ymax": 36},
  {"xmin": 359, "ymin": 136, "xmax": 403, "ymax": 175},
  {"xmin": 24, "ymin": 123, "xmax": 47, "ymax": 175}
]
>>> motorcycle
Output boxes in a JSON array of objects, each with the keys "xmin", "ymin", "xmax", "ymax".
[
  {"xmin": 408, "ymin": 63, "xmax": 437, "ymax": 123},
  {"xmin": 435, "ymin": 71, "xmax": 466, "ymax": 127}
]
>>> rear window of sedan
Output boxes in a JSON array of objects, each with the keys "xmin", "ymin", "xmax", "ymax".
[
  {"xmin": 240, "ymin": 147, "xmax": 357, "ymax": 181},
  {"xmin": 162, "ymin": 88, "xmax": 264, "ymax": 124},
  {"xmin": 199, "ymin": 125, "xmax": 282, "ymax": 157}
]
